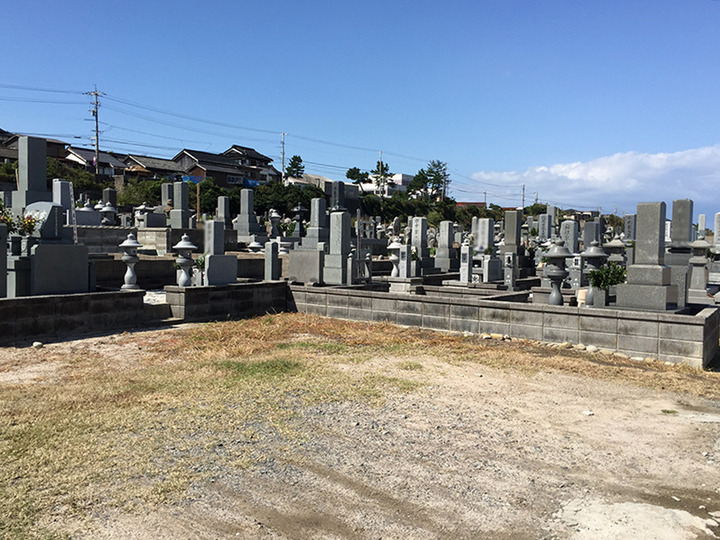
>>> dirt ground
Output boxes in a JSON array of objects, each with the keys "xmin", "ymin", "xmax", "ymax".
[{"xmin": 2, "ymin": 318, "xmax": 720, "ymax": 539}]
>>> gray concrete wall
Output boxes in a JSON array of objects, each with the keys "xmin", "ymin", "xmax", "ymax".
[
  {"xmin": 165, "ymin": 281, "xmax": 287, "ymax": 321},
  {"xmin": 0, "ymin": 290, "xmax": 145, "ymax": 344},
  {"xmin": 288, "ymin": 285, "xmax": 719, "ymax": 369},
  {"xmin": 67, "ymin": 226, "xmax": 138, "ymax": 254}
]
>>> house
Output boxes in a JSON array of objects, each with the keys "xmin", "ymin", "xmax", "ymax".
[
  {"xmin": 172, "ymin": 146, "xmax": 280, "ymax": 188},
  {"xmin": 4, "ymin": 135, "xmax": 68, "ymax": 159},
  {"xmin": 123, "ymin": 154, "xmax": 185, "ymax": 180},
  {"xmin": 65, "ymin": 146, "xmax": 126, "ymax": 176}
]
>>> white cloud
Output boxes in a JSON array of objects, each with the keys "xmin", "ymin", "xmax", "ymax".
[{"xmin": 468, "ymin": 145, "xmax": 720, "ymax": 216}]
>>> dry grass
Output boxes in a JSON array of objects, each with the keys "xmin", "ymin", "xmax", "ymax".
[{"xmin": 1, "ymin": 311, "xmax": 719, "ymax": 538}]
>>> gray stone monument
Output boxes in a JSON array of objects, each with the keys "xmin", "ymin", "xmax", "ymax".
[
  {"xmin": 475, "ymin": 218, "xmax": 494, "ymax": 253},
  {"xmin": 616, "ymin": 202, "xmax": 678, "ymax": 311},
  {"xmin": 302, "ymin": 197, "xmax": 329, "ymax": 250},
  {"xmin": 330, "ymin": 181, "xmax": 345, "ymax": 211},
  {"xmin": 459, "ymin": 241, "xmax": 473, "ymax": 283},
  {"xmin": 324, "ymin": 211, "xmax": 351, "ymax": 285},
  {"xmin": 501, "ymin": 210, "xmax": 522, "ymax": 254},
  {"xmin": 264, "ymin": 241, "xmax": 280, "ymax": 281},
  {"xmin": 102, "ymin": 187, "xmax": 117, "ymax": 208},
  {"xmin": 624, "ymin": 214, "xmax": 637, "ymax": 241},
  {"xmin": 217, "ymin": 196, "xmax": 231, "ymax": 227},
  {"xmin": 582, "ymin": 221, "xmax": 601, "ymax": 249},
  {"xmin": 203, "ymin": 220, "xmax": 237, "ymax": 286},
  {"xmin": 560, "ymin": 220, "xmax": 580, "ymax": 254},
  {"xmin": 234, "ymin": 189, "xmax": 264, "ymax": 240},
  {"xmin": 665, "ymin": 199, "xmax": 694, "ymax": 308},
  {"xmin": 538, "ymin": 214, "xmax": 552, "ymax": 242},
  {"xmin": 169, "ymin": 182, "xmax": 190, "ymax": 229},
  {"xmin": 434, "ymin": 221, "xmax": 458, "ymax": 272},
  {"xmin": 12, "ymin": 136, "xmax": 51, "ymax": 216}
]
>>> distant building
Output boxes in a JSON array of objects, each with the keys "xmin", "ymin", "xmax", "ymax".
[
  {"xmin": 359, "ymin": 173, "xmax": 412, "ymax": 197},
  {"xmin": 172, "ymin": 146, "xmax": 280, "ymax": 188},
  {"xmin": 65, "ymin": 146, "xmax": 126, "ymax": 176},
  {"xmin": 123, "ymin": 154, "xmax": 185, "ymax": 180}
]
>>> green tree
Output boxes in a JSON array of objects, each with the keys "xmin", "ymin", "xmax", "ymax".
[
  {"xmin": 46, "ymin": 158, "xmax": 109, "ymax": 193},
  {"xmin": 408, "ymin": 160, "xmax": 450, "ymax": 201},
  {"xmin": 346, "ymin": 166, "xmax": 368, "ymax": 193},
  {"xmin": 286, "ymin": 155, "xmax": 304, "ymax": 179},
  {"xmin": 254, "ymin": 181, "xmax": 324, "ymax": 216},
  {"xmin": 117, "ymin": 177, "xmax": 164, "ymax": 207},
  {"xmin": 523, "ymin": 203, "xmax": 547, "ymax": 217},
  {"xmin": 370, "ymin": 160, "xmax": 392, "ymax": 193}
]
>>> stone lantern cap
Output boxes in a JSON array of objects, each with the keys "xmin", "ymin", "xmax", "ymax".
[
  {"xmin": 546, "ymin": 240, "xmax": 572, "ymax": 260},
  {"xmin": 77, "ymin": 201, "xmax": 94, "ymax": 212},
  {"xmin": 604, "ymin": 235, "xmax": 625, "ymax": 249},
  {"xmin": 690, "ymin": 237, "xmax": 711, "ymax": 252},
  {"xmin": 119, "ymin": 233, "xmax": 142, "ymax": 250},
  {"xmin": 172, "ymin": 234, "xmax": 197, "ymax": 252},
  {"xmin": 101, "ymin": 202, "xmax": 116, "ymax": 213},
  {"xmin": 581, "ymin": 240, "xmax": 608, "ymax": 260},
  {"xmin": 269, "ymin": 208, "xmax": 281, "ymax": 219}
]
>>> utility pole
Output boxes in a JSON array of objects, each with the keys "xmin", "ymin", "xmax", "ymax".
[
  {"xmin": 483, "ymin": 190, "xmax": 487, "ymax": 206},
  {"xmin": 281, "ymin": 132, "xmax": 286, "ymax": 184},
  {"xmin": 84, "ymin": 85, "xmax": 104, "ymax": 175},
  {"xmin": 521, "ymin": 184, "xmax": 525, "ymax": 209},
  {"xmin": 379, "ymin": 150, "xmax": 384, "ymax": 195}
]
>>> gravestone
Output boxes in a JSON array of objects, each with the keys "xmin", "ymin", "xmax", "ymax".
[
  {"xmin": 234, "ymin": 188, "xmax": 264, "ymax": 241},
  {"xmin": 664, "ymin": 220, "xmax": 672, "ymax": 244},
  {"xmin": 411, "ymin": 216, "xmax": 437, "ymax": 275},
  {"xmin": 582, "ymin": 221, "xmax": 601, "ymax": 249},
  {"xmin": 698, "ymin": 214, "xmax": 707, "ymax": 238},
  {"xmin": 538, "ymin": 214, "xmax": 551, "ymax": 242},
  {"xmin": 624, "ymin": 214, "xmax": 637, "ymax": 241},
  {"xmin": 324, "ymin": 211, "xmax": 351, "ymax": 285},
  {"xmin": 203, "ymin": 220, "xmax": 237, "ymax": 286},
  {"xmin": 434, "ymin": 220, "xmax": 458, "ymax": 272},
  {"xmin": 102, "ymin": 188, "xmax": 117, "ymax": 207},
  {"xmin": 546, "ymin": 205, "xmax": 557, "ymax": 227},
  {"xmin": 12, "ymin": 136, "xmax": 51, "ymax": 216},
  {"xmin": 501, "ymin": 210, "xmax": 522, "ymax": 254},
  {"xmin": 169, "ymin": 182, "xmax": 190, "ymax": 229},
  {"xmin": 560, "ymin": 220, "xmax": 580, "ymax": 254},
  {"xmin": 616, "ymin": 202, "xmax": 677, "ymax": 311},
  {"xmin": 475, "ymin": 218, "xmax": 494, "ymax": 253},
  {"xmin": 459, "ymin": 242, "xmax": 473, "ymax": 283},
  {"xmin": 160, "ymin": 183, "xmax": 173, "ymax": 206},
  {"xmin": 330, "ymin": 181, "xmax": 345, "ymax": 211},
  {"xmin": 302, "ymin": 197, "xmax": 329, "ymax": 250},
  {"xmin": 264, "ymin": 241, "xmax": 280, "ymax": 281},
  {"xmin": 217, "ymin": 196, "xmax": 231, "ymax": 227},
  {"xmin": 665, "ymin": 199, "xmax": 694, "ymax": 307}
]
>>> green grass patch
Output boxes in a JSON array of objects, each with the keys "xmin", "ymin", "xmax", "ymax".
[
  {"xmin": 398, "ymin": 360, "xmax": 423, "ymax": 371},
  {"xmin": 661, "ymin": 409, "xmax": 678, "ymax": 415},
  {"xmin": 220, "ymin": 358, "xmax": 305, "ymax": 379}
]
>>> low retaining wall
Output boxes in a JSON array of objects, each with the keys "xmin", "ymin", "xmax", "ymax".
[
  {"xmin": 0, "ymin": 290, "xmax": 146, "ymax": 344},
  {"xmin": 288, "ymin": 285, "xmax": 719, "ymax": 369},
  {"xmin": 165, "ymin": 281, "xmax": 287, "ymax": 321}
]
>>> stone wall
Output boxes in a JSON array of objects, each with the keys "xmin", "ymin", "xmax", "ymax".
[
  {"xmin": 67, "ymin": 226, "xmax": 138, "ymax": 254},
  {"xmin": 0, "ymin": 290, "xmax": 145, "ymax": 344},
  {"xmin": 165, "ymin": 281, "xmax": 287, "ymax": 321},
  {"xmin": 288, "ymin": 285, "xmax": 719, "ymax": 369}
]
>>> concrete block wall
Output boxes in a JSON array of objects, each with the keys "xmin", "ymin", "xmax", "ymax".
[
  {"xmin": 0, "ymin": 290, "xmax": 145, "ymax": 344},
  {"xmin": 68, "ymin": 226, "xmax": 138, "ymax": 254},
  {"xmin": 288, "ymin": 286, "xmax": 719, "ymax": 369},
  {"xmin": 165, "ymin": 281, "xmax": 287, "ymax": 321}
]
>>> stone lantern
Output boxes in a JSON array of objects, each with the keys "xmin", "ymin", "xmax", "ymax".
[
  {"xmin": 172, "ymin": 233, "xmax": 197, "ymax": 287},
  {"xmin": 268, "ymin": 208, "xmax": 281, "ymax": 238},
  {"xmin": 119, "ymin": 233, "xmax": 142, "ymax": 290},
  {"xmin": 388, "ymin": 237, "xmax": 403, "ymax": 277},
  {"xmin": 100, "ymin": 202, "xmax": 117, "ymax": 226},
  {"xmin": 688, "ymin": 237, "xmax": 712, "ymax": 305},
  {"xmin": 604, "ymin": 234, "xmax": 626, "ymax": 267},
  {"xmin": 581, "ymin": 240, "xmax": 609, "ymax": 306},
  {"xmin": 545, "ymin": 239, "xmax": 573, "ymax": 305}
]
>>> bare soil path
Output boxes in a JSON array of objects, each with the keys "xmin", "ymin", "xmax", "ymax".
[{"xmin": 1, "ymin": 314, "xmax": 719, "ymax": 539}]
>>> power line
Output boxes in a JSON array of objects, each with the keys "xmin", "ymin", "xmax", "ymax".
[
  {"xmin": 0, "ymin": 84, "xmax": 84, "ymax": 94},
  {"xmin": 0, "ymin": 96, "xmax": 85, "ymax": 105}
]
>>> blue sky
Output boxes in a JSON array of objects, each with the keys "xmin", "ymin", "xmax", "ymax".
[{"xmin": 3, "ymin": 0, "xmax": 720, "ymax": 218}]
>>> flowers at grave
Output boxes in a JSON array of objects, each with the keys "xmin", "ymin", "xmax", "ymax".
[
  {"xmin": 19, "ymin": 214, "xmax": 37, "ymax": 235},
  {"xmin": 0, "ymin": 200, "xmax": 17, "ymax": 234}
]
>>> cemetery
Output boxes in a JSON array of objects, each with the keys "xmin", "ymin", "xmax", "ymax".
[{"xmin": 2, "ymin": 136, "xmax": 720, "ymax": 369}]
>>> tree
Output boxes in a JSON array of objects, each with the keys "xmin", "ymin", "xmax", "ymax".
[
  {"xmin": 370, "ymin": 160, "xmax": 392, "ymax": 194},
  {"xmin": 408, "ymin": 160, "xmax": 450, "ymax": 201},
  {"xmin": 286, "ymin": 155, "xmax": 304, "ymax": 179}
]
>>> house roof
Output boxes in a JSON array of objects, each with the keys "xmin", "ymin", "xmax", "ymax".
[
  {"xmin": 222, "ymin": 145, "xmax": 272, "ymax": 163},
  {"xmin": 174, "ymin": 149, "xmax": 242, "ymax": 167},
  {"xmin": 0, "ymin": 147, "xmax": 17, "ymax": 160},
  {"xmin": 67, "ymin": 146, "xmax": 126, "ymax": 169},
  {"xmin": 126, "ymin": 154, "xmax": 185, "ymax": 173}
]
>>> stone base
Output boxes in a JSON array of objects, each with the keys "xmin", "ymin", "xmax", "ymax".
[
  {"xmin": 324, "ymin": 254, "xmax": 348, "ymax": 285},
  {"xmin": 387, "ymin": 277, "xmax": 423, "ymax": 294},
  {"xmin": 288, "ymin": 249, "xmax": 325, "ymax": 284},
  {"xmin": 204, "ymin": 254, "xmax": 238, "ymax": 286},
  {"xmin": 616, "ymin": 282, "xmax": 678, "ymax": 311},
  {"xmin": 531, "ymin": 286, "xmax": 577, "ymax": 306}
]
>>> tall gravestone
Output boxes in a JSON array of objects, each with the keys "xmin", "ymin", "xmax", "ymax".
[
  {"xmin": 102, "ymin": 187, "xmax": 117, "ymax": 207},
  {"xmin": 169, "ymin": 181, "xmax": 190, "ymax": 229},
  {"xmin": 217, "ymin": 196, "xmax": 231, "ymax": 227},
  {"xmin": 330, "ymin": 181, "xmax": 345, "ymax": 211},
  {"xmin": 324, "ymin": 211, "xmax": 351, "ymax": 285},
  {"xmin": 303, "ymin": 197, "xmax": 329, "ymax": 250},
  {"xmin": 538, "ymin": 214, "xmax": 551, "ymax": 241},
  {"xmin": 264, "ymin": 241, "xmax": 280, "ymax": 281},
  {"xmin": 560, "ymin": 220, "xmax": 579, "ymax": 254},
  {"xmin": 475, "ymin": 218, "xmax": 494, "ymax": 253},
  {"xmin": 13, "ymin": 136, "xmax": 51, "ymax": 216},
  {"xmin": 616, "ymin": 202, "xmax": 677, "ymax": 311},
  {"xmin": 582, "ymin": 221, "xmax": 601, "ymax": 249},
  {"xmin": 502, "ymin": 210, "xmax": 522, "ymax": 254},
  {"xmin": 624, "ymin": 214, "xmax": 637, "ymax": 241},
  {"xmin": 203, "ymin": 220, "xmax": 237, "ymax": 286},
  {"xmin": 161, "ymin": 183, "xmax": 173, "ymax": 207},
  {"xmin": 434, "ymin": 220, "xmax": 458, "ymax": 272},
  {"xmin": 665, "ymin": 199, "xmax": 694, "ymax": 308}
]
